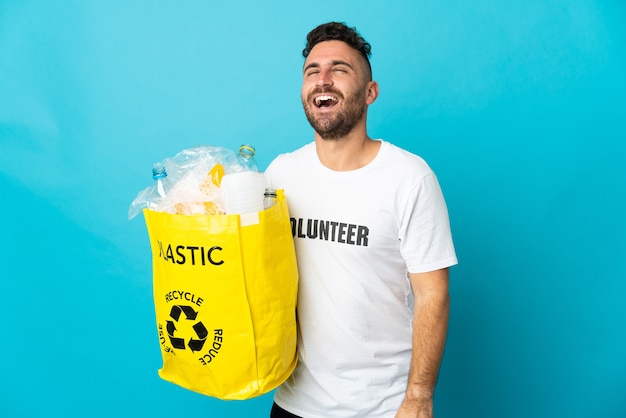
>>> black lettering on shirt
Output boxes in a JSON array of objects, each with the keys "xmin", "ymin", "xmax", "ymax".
[{"xmin": 290, "ymin": 218, "xmax": 369, "ymax": 247}]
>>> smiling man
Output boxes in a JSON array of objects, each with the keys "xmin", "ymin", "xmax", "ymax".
[
  {"xmin": 301, "ymin": 38, "xmax": 374, "ymax": 142},
  {"xmin": 265, "ymin": 22, "xmax": 458, "ymax": 418}
]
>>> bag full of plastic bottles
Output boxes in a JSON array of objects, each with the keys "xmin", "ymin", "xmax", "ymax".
[{"xmin": 128, "ymin": 144, "xmax": 299, "ymax": 400}]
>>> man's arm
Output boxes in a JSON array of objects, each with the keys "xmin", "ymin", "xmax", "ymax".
[{"xmin": 396, "ymin": 268, "xmax": 450, "ymax": 418}]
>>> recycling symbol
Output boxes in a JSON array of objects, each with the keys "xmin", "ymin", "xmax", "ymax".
[{"xmin": 166, "ymin": 305, "xmax": 208, "ymax": 352}]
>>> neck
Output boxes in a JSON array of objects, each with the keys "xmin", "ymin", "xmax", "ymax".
[{"xmin": 314, "ymin": 125, "xmax": 380, "ymax": 171}]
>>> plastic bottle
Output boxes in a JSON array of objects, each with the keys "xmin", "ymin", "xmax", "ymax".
[
  {"xmin": 220, "ymin": 145, "xmax": 267, "ymax": 215},
  {"xmin": 128, "ymin": 163, "xmax": 174, "ymax": 219},
  {"xmin": 263, "ymin": 188, "xmax": 278, "ymax": 210},
  {"xmin": 151, "ymin": 163, "xmax": 172, "ymax": 199},
  {"xmin": 237, "ymin": 144, "xmax": 259, "ymax": 172}
]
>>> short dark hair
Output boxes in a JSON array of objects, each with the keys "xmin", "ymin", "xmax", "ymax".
[{"xmin": 302, "ymin": 22, "xmax": 372, "ymax": 75}]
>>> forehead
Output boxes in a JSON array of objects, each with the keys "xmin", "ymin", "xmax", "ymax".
[{"xmin": 304, "ymin": 40, "xmax": 363, "ymax": 67}]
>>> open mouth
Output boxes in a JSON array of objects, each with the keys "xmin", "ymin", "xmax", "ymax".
[{"xmin": 314, "ymin": 94, "xmax": 339, "ymax": 108}]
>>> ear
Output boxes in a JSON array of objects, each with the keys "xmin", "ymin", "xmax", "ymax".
[{"xmin": 366, "ymin": 81, "xmax": 379, "ymax": 105}]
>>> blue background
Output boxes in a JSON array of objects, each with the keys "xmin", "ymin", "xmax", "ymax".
[{"xmin": 1, "ymin": 1, "xmax": 624, "ymax": 417}]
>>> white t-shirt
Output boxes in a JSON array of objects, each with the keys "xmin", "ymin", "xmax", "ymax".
[{"xmin": 265, "ymin": 140, "xmax": 457, "ymax": 418}]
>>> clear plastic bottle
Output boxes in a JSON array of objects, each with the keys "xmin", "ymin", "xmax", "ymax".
[
  {"xmin": 151, "ymin": 163, "xmax": 172, "ymax": 199},
  {"xmin": 128, "ymin": 163, "xmax": 174, "ymax": 219},
  {"xmin": 263, "ymin": 188, "xmax": 278, "ymax": 210},
  {"xmin": 237, "ymin": 144, "xmax": 259, "ymax": 172}
]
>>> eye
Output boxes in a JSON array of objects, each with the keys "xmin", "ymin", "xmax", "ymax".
[
  {"xmin": 333, "ymin": 67, "xmax": 348, "ymax": 73},
  {"xmin": 305, "ymin": 69, "xmax": 320, "ymax": 77}
]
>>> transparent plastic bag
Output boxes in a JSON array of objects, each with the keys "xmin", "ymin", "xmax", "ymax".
[{"xmin": 128, "ymin": 145, "xmax": 251, "ymax": 219}]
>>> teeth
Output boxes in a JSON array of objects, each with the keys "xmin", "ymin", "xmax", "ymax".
[{"xmin": 315, "ymin": 95, "xmax": 337, "ymax": 106}]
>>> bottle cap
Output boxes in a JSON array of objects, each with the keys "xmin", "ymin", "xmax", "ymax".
[{"xmin": 152, "ymin": 164, "xmax": 167, "ymax": 179}]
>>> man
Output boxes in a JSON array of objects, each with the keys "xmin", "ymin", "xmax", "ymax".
[{"xmin": 265, "ymin": 22, "xmax": 457, "ymax": 418}]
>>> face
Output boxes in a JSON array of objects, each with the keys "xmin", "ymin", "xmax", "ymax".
[{"xmin": 301, "ymin": 40, "xmax": 376, "ymax": 140}]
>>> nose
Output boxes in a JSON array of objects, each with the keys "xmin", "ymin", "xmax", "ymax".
[{"xmin": 315, "ymin": 68, "xmax": 333, "ymax": 88}]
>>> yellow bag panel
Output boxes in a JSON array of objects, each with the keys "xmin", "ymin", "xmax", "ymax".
[{"xmin": 144, "ymin": 190, "xmax": 298, "ymax": 399}]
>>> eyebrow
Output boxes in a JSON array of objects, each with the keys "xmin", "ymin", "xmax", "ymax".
[{"xmin": 303, "ymin": 60, "xmax": 355, "ymax": 73}]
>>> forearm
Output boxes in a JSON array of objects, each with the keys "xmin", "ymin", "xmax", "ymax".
[
  {"xmin": 397, "ymin": 269, "xmax": 450, "ymax": 417},
  {"xmin": 407, "ymin": 291, "xmax": 449, "ymax": 397}
]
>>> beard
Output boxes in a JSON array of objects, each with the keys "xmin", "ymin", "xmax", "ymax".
[{"xmin": 302, "ymin": 87, "xmax": 367, "ymax": 140}]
